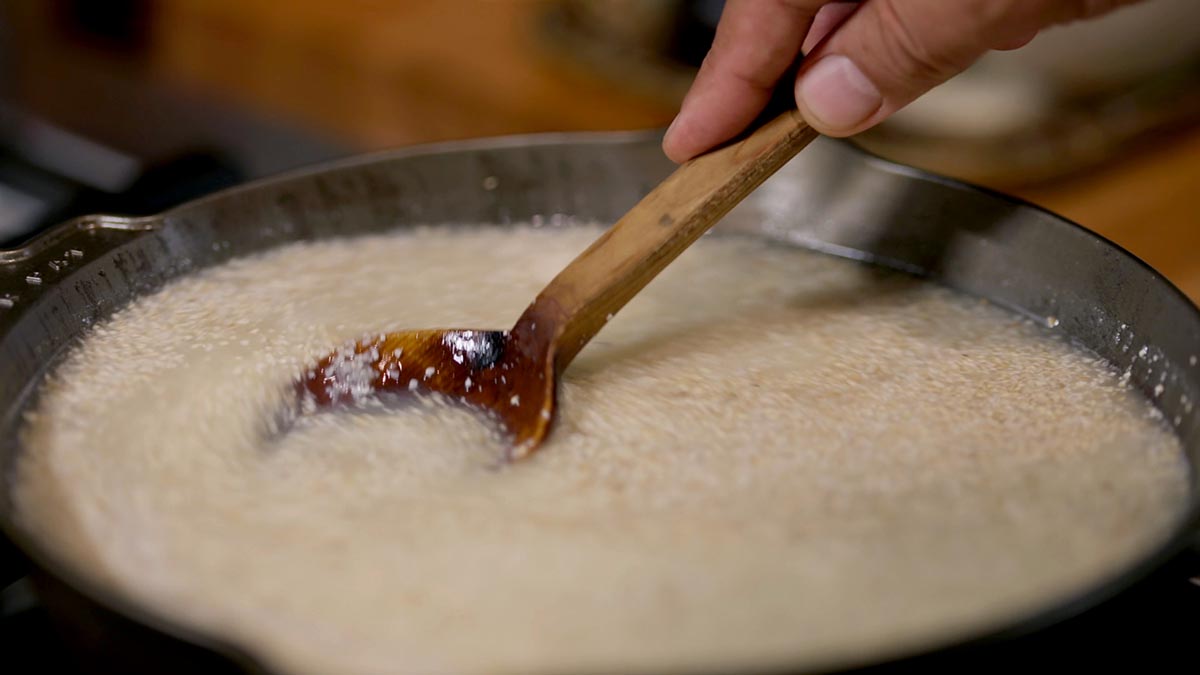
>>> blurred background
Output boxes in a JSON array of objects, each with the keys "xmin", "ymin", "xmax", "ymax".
[{"xmin": 1, "ymin": 0, "xmax": 1199, "ymax": 294}]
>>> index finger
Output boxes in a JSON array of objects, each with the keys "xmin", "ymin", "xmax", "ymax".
[{"xmin": 662, "ymin": 0, "xmax": 827, "ymax": 163}]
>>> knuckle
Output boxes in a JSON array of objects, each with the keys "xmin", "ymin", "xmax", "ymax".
[{"xmin": 873, "ymin": 0, "xmax": 966, "ymax": 84}]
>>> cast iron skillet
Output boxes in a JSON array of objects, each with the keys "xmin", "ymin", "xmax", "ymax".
[{"xmin": 0, "ymin": 132, "xmax": 1197, "ymax": 673}]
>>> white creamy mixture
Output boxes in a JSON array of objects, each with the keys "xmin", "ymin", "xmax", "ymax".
[{"xmin": 16, "ymin": 224, "xmax": 1189, "ymax": 675}]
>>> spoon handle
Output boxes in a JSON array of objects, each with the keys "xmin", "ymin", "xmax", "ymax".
[{"xmin": 517, "ymin": 109, "xmax": 818, "ymax": 369}]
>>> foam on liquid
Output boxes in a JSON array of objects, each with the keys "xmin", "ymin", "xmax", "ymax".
[{"xmin": 15, "ymin": 224, "xmax": 1190, "ymax": 675}]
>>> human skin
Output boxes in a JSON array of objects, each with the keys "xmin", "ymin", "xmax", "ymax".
[{"xmin": 662, "ymin": 0, "xmax": 1144, "ymax": 162}]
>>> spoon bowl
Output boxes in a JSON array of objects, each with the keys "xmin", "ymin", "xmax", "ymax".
[
  {"xmin": 297, "ymin": 109, "xmax": 817, "ymax": 459},
  {"xmin": 297, "ymin": 322, "xmax": 555, "ymax": 459}
]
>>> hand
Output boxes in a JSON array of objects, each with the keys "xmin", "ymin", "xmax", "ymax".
[{"xmin": 662, "ymin": 0, "xmax": 1144, "ymax": 162}]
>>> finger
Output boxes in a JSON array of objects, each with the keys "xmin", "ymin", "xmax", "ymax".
[
  {"xmin": 792, "ymin": 0, "xmax": 1125, "ymax": 137},
  {"xmin": 662, "ymin": 0, "xmax": 824, "ymax": 163},
  {"xmin": 801, "ymin": 2, "xmax": 859, "ymax": 54}
]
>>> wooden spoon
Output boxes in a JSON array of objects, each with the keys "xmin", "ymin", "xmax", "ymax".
[{"xmin": 298, "ymin": 109, "xmax": 817, "ymax": 460}]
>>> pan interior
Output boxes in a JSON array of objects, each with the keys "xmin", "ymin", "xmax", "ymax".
[{"xmin": 11, "ymin": 221, "xmax": 1190, "ymax": 675}]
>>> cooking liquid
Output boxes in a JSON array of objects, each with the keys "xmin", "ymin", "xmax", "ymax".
[{"xmin": 15, "ymin": 224, "xmax": 1190, "ymax": 675}]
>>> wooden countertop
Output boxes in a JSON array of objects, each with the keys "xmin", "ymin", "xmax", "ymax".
[
  {"xmin": 1017, "ymin": 126, "xmax": 1200, "ymax": 301},
  {"xmin": 9, "ymin": 0, "xmax": 1199, "ymax": 301},
  {"xmin": 143, "ymin": 0, "xmax": 1200, "ymax": 301}
]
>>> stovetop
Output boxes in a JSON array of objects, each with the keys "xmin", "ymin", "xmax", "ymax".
[{"xmin": 0, "ymin": 91, "xmax": 349, "ymax": 249}]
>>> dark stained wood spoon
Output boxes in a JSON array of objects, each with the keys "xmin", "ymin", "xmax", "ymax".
[{"xmin": 298, "ymin": 109, "xmax": 818, "ymax": 460}]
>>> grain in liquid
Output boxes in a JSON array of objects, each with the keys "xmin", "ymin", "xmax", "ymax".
[{"xmin": 16, "ymin": 224, "xmax": 1190, "ymax": 675}]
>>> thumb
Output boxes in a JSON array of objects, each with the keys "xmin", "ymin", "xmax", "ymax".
[{"xmin": 794, "ymin": 0, "xmax": 1065, "ymax": 137}]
